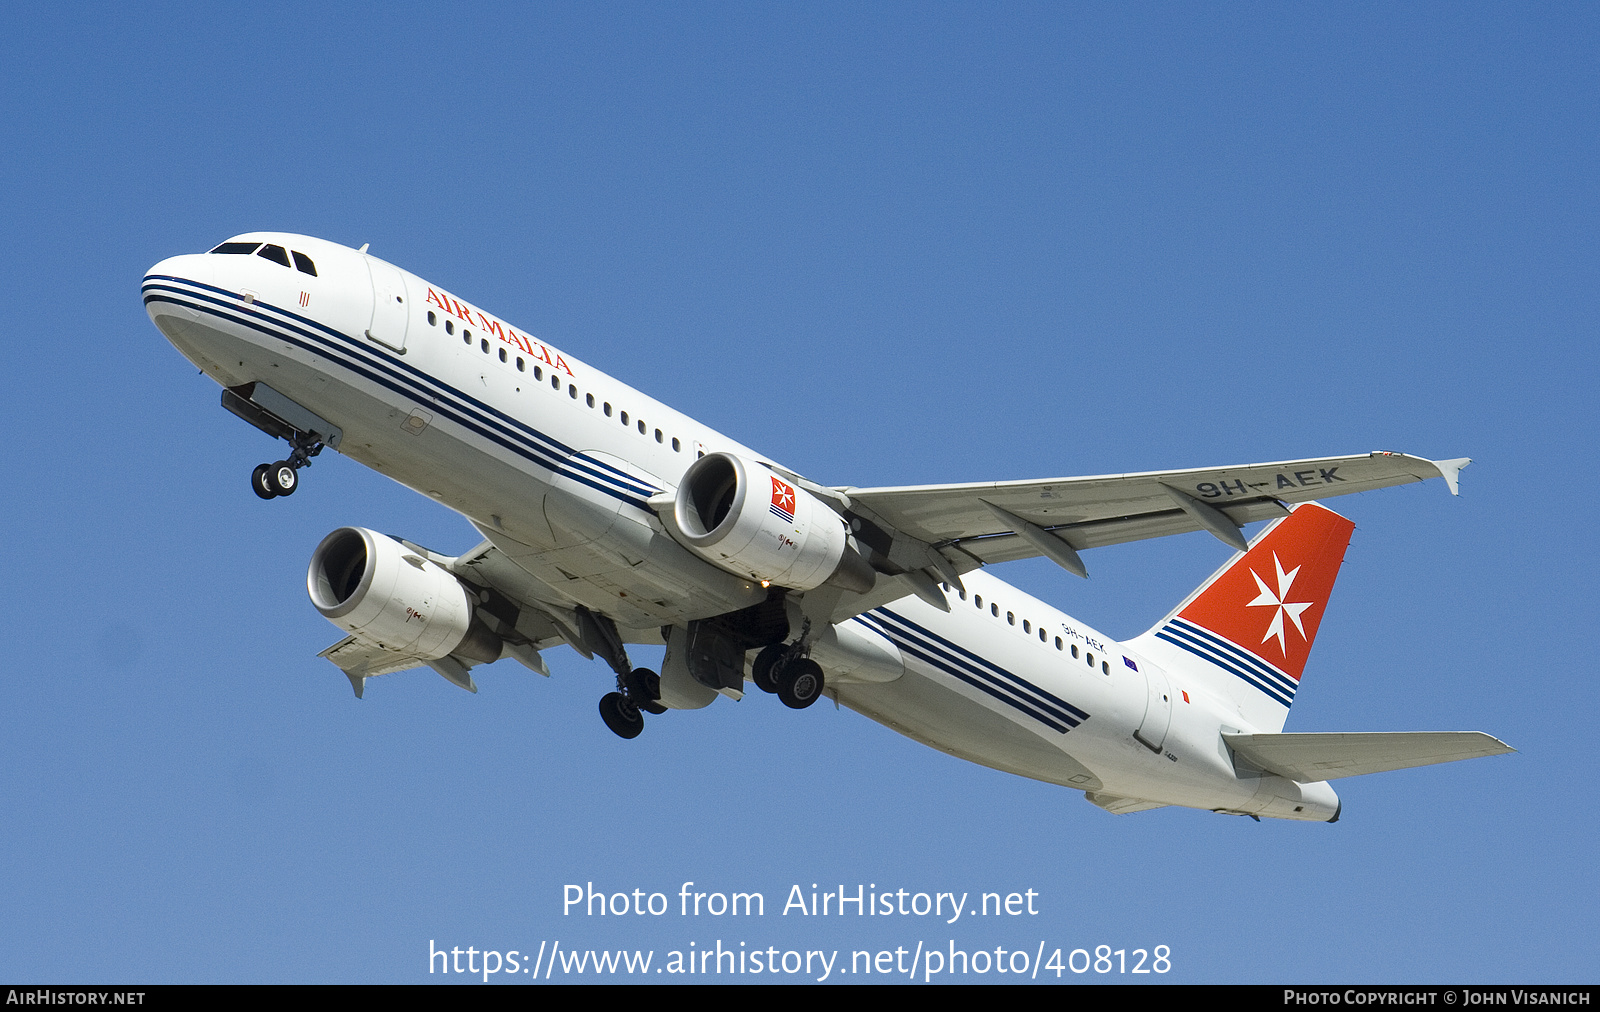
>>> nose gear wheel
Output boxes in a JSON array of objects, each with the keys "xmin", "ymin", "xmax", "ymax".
[{"xmin": 249, "ymin": 431, "xmax": 324, "ymax": 499}]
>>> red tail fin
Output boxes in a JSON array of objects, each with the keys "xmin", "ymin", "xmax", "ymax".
[{"xmin": 1137, "ymin": 503, "xmax": 1355, "ymax": 728}]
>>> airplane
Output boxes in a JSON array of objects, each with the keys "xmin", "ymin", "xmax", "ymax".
[{"xmin": 142, "ymin": 232, "xmax": 1513, "ymax": 822}]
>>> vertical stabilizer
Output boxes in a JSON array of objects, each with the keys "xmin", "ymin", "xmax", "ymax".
[{"xmin": 1132, "ymin": 503, "xmax": 1356, "ymax": 732}]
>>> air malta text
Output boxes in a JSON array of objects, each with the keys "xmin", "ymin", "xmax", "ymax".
[{"xmin": 425, "ymin": 288, "xmax": 574, "ymax": 377}]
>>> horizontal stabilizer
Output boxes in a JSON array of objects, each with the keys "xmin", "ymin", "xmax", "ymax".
[{"xmin": 1224, "ymin": 731, "xmax": 1514, "ymax": 782}]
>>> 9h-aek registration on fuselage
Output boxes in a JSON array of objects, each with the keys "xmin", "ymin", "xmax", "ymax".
[{"xmin": 142, "ymin": 233, "xmax": 1512, "ymax": 822}]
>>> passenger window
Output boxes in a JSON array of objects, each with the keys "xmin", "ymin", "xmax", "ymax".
[
  {"xmin": 533, "ymin": 366, "xmax": 543, "ymax": 381},
  {"xmin": 446, "ymin": 320, "xmax": 454, "ymax": 335},
  {"xmin": 291, "ymin": 251, "xmax": 317, "ymax": 276},
  {"xmin": 990, "ymin": 604, "xmax": 999, "ymax": 617},
  {"xmin": 1054, "ymin": 637, "xmax": 1063, "ymax": 650},
  {"xmin": 638, "ymin": 420, "xmax": 646, "ymax": 434},
  {"xmin": 481, "ymin": 339, "xmax": 489, "ymax": 353},
  {"xmin": 974, "ymin": 595, "xmax": 982, "ymax": 609},
  {"xmin": 209, "ymin": 242, "xmax": 260, "ymax": 255},
  {"xmin": 1101, "ymin": 661, "xmax": 1109, "ymax": 674},
  {"xmin": 672, "ymin": 437, "xmax": 680, "ymax": 451},
  {"xmin": 586, "ymin": 393, "xmax": 595, "ymax": 408},
  {"xmin": 256, "ymin": 244, "xmax": 291, "ymax": 267},
  {"xmin": 1039, "ymin": 628, "xmax": 1047, "ymax": 642},
  {"xmin": 551, "ymin": 375, "xmax": 560, "ymax": 390},
  {"xmin": 1007, "ymin": 612, "xmax": 1015, "ymax": 626},
  {"xmin": 621, "ymin": 411, "xmax": 629, "ymax": 426},
  {"xmin": 1023, "ymin": 619, "xmax": 1031, "ymax": 633},
  {"xmin": 1086, "ymin": 652, "xmax": 1094, "ymax": 667},
  {"xmin": 604, "ymin": 403, "xmax": 613, "ymax": 417},
  {"xmin": 655, "ymin": 428, "xmax": 663, "ymax": 443},
  {"xmin": 1071, "ymin": 645, "xmax": 1079, "ymax": 658},
  {"xmin": 569, "ymin": 385, "xmax": 578, "ymax": 399},
  {"xmin": 499, "ymin": 348, "xmax": 507, "ymax": 363},
  {"xmin": 427, "ymin": 311, "xmax": 437, "ymax": 326},
  {"xmin": 516, "ymin": 358, "xmax": 524, "ymax": 371}
]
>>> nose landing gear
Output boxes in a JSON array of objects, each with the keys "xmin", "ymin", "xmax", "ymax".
[
  {"xmin": 252, "ymin": 460, "xmax": 298, "ymax": 498},
  {"xmin": 222, "ymin": 383, "xmax": 339, "ymax": 502},
  {"xmin": 249, "ymin": 431, "xmax": 324, "ymax": 499}
]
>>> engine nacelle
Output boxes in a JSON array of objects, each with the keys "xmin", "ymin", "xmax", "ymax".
[
  {"xmin": 670, "ymin": 453, "xmax": 873, "ymax": 592},
  {"xmin": 307, "ymin": 527, "xmax": 500, "ymax": 662}
]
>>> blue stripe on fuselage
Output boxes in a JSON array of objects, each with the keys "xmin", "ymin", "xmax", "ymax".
[
  {"xmin": 856, "ymin": 607, "xmax": 1090, "ymax": 735},
  {"xmin": 144, "ymin": 277, "xmax": 660, "ymax": 510}
]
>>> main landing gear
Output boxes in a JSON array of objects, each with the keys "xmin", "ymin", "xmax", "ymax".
[
  {"xmin": 250, "ymin": 431, "xmax": 325, "ymax": 499},
  {"xmin": 751, "ymin": 642, "xmax": 826, "ymax": 710},
  {"xmin": 599, "ymin": 668, "xmax": 663, "ymax": 740},
  {"xmin": 575, "ymin": 605, "xmax": 665, "ymax": 740}
]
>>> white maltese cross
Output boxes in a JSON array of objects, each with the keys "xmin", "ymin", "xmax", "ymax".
[{"xmin": 1246, "ymin": 552, "xmax": 1315, "ymax": 656}]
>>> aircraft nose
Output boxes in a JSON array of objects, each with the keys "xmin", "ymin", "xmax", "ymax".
[{"xmin": 145, "ymin": 253, "xmax": 211, "ymax": 287}]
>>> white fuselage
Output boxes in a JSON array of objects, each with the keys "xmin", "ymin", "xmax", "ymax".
[{"xmin": 144, "ymin": 232, "xmax": 1339, "ymax": 821}]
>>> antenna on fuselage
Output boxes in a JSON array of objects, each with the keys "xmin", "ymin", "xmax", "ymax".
[{"xmin": 357, "ymin": 243, "xmax": 370, "ymax": 253}]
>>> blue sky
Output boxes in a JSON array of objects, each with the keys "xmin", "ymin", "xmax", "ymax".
[{"xmin": 1, "ymin": 2, "xmax": 1594, "ymax": 983}]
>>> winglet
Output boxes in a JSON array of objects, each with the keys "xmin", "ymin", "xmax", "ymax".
[
  {"xmin": 345, "ymin": 672, "xmax": 366, "ymax": 699},
  {"xmin": 1433, "ymin": 457, "xmax": 1471, "ymax": 496}
]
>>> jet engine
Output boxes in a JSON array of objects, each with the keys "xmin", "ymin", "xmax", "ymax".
[
  {"xmin": 669, "ymin": 452, "xmax": 874, "ymax": 592},
  {"xmin": 306, "ymin": 527, "xmax": 502, "ymax": 662}
]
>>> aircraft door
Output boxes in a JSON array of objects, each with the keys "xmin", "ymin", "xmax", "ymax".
[
  {"xmin": 364, "ymin": 257, "xmax": 409, "ymax": 352},
  {"xmin": 1133, "ymin": 658, "xmax": 1173, "ymax": 753}
]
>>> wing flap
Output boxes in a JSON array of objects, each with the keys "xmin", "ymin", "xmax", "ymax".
[
  {"xmin": 318, "ymin": 635, "xmax": 428, "ymax": 679},
  {"xmin": 954, "ymin": 500, "xmax": 1294, "ymax": 564},
  {"xmin": 318, "ymin": 635, "xmax": 430, "ymax": 698},
  {"xmin": 1223, "ymin": 731, "xmax": 1514, "ymax": 782}
]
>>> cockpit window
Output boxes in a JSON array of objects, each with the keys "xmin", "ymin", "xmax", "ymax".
[
  {"xmin": 291, "ymin": 251, "xmax": 317, "ymax": 277},
  {"xmin": 210, "ymin": 242, "xmax": 261, "ymax": 255},
  {"xmin": 257, "ymin": 244, "xmax": 291, "ymax": 267}
]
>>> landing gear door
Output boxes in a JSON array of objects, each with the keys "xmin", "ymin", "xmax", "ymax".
[
  {"xmin": 1133, "ymin": 657, "xmax": 1173, "ymax": 754},
  {"xmin": 364, "ymin": 257, "xmax": 409, "ymax": 353}
]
